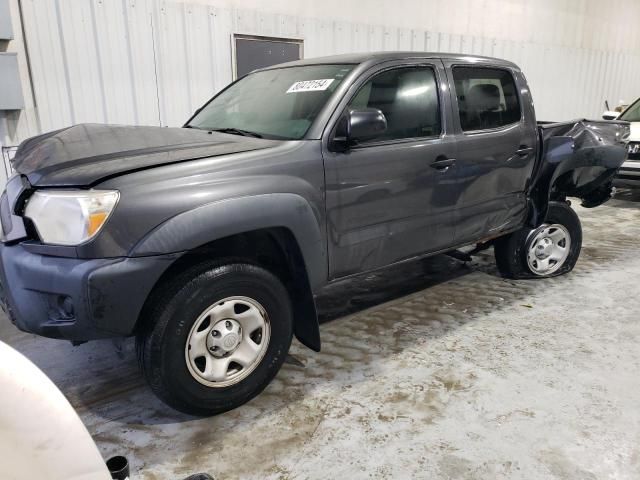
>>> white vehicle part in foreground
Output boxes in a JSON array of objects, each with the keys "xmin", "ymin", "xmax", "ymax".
[{"xmin": 0, "ymin": 341, "xmax": 111, "ymax": 480}]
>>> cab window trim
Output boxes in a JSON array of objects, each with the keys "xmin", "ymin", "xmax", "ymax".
[
  {"xmin": 336, "ymin": 64, "xmax": 445, "ymax": 148},
  {"xmin": 450, "ymin": 65, "xmax": 523, "ymax": 136}
]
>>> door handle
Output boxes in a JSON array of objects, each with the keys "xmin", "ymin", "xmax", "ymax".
[
  {"xmin": 515, "ymin": 146, "xmax": 534, "ymax": 156},
  {"xmin": 430, "ymin": 157, "xmax": 456, "ymax": 171}
]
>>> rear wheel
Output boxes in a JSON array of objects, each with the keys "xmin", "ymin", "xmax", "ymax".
[
  {"xmin": 137, "ymin": 261, "xmax": 293, "ymax": 416},
  {"xmin": 494, "ymin": 201, "xmax": 582, "ymax": 279}
]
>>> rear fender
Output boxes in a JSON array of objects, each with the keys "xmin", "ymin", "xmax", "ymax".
[{"xmin": 528, "ymin": 120, "xmax": 629, "ymax": 225}]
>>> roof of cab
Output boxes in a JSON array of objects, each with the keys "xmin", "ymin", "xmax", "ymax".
[{"xmin": 260, "ymin": 51, "xmax": 519, "ymax": 70}]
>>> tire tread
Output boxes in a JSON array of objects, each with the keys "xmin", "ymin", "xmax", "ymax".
[
  {"xmin": 136, "ymin": 259, "xmax": 292, "ymax": 415},
  {"xmin": 494, "ymin": 201, "xmax": 582, "ymax": 279}
]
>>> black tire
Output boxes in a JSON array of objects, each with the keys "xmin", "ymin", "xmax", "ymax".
[
  {"xmin": 136, "ymin": 261, "xmax": 293, "ymax": 416},
  {"xmin": 494, "ymin": 201, "xmax": 582, "ymax": 279}
]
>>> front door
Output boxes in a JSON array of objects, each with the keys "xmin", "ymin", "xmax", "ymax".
[{"xmin": 323, "ymin": 61, "xmax": 459, "ymax": 278}]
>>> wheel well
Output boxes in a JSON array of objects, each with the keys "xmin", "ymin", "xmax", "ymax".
[{"xmin": 136, "ymin": 227, "xmax": 321, "ymax": 351}]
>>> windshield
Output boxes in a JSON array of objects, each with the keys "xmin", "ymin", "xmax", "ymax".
[
  {"xmin": 187, "ymin": 64, "xmax": 354, "ymax": 140},
  {"xmin": 619, "ymin": 98, "xmax": 640, "ymax": 122}
]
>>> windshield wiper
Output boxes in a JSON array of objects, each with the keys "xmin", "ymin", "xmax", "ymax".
[{"xmin": 209, "ymin": 128, "xmax": 263, "ymax": 138}]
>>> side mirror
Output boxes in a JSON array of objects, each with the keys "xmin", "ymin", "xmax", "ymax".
[
  {"xmin": 333, "ymin": 108, "xmax": 387, "ymax": 150},
  {"xmin": 349, "ymin": 108, "xmax": 387, "ymax": 142},
  {"xmin": 602, "ymin": 111, "xmax": 619, "ymax": 120}
]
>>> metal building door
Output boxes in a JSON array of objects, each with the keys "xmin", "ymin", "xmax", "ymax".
[{"xmin": 233, "ymin": 35, "xmax": 303, "ymax": 79}]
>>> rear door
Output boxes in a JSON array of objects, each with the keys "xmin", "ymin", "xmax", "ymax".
[
  {"xmin": 443, "ymin": 62, "xmax": 538, "ymax": 244},
  {"xmin": 322, "ymin": 59, "xmax": 459, "ymax": 278}
]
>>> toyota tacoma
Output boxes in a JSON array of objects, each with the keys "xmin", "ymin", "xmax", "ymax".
[{"xmin": 0, "ymin": 52, "xmax": 629, "ymax": 415}]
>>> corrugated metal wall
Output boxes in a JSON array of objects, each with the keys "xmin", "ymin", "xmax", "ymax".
[{"xmin": 5, "ymin": 0, "xmax": 640, "ymax": 146}]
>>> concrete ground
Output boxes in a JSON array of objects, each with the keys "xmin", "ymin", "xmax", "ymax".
[{"xmin": 2, "ymin": 190, "xmax": 639, "ymax": 480}]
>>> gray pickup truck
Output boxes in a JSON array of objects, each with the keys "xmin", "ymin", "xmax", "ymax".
[{"xmin": 0, "ymin": 52, "xmax": 629, "ymax": 415}]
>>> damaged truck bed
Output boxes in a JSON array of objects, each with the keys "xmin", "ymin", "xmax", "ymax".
[{"xmin": 529, "ymin": 119, "xmax": 630, "ymax": 223}]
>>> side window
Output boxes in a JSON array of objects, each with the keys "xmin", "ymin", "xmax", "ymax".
[
  {"xmin": 452, "ymin": 67, "xmax": 521, "ymax": 132},
  {"xmin": 348, "ymin": 67, "xmax": 441, "ymax": 141}
]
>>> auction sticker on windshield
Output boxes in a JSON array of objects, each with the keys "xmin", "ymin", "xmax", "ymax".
[{"xmin": 287, "ymin": 79, "xmax": 335, "ymax": 93}]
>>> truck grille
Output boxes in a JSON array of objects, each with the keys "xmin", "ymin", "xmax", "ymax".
[{"xmin": 629, "ymin": 142, "xmax": 640, "ymax": 161}]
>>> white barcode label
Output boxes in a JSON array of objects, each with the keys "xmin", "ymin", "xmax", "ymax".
[{"xmin": 286, "ymin": 79, "xmax": 334, "ymax": 93}]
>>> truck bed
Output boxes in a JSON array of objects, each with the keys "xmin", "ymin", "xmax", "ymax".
[{"xmin": 530, "ymin": 119, "xmax": 630, "ymax": 212}]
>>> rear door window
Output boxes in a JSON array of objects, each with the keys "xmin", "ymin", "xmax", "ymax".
[{"xmin": 452, "ymin": 67, "xmax": 521, "ymax": 132}]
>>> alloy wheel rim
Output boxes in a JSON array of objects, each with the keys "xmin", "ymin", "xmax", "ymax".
[
  {"xmin": 185, "ymin": 296, "xmax": 271, "ymax": 388},
  {"xmin": 526, "ymin": 223, "xmax": 571, "ymax": 275}
]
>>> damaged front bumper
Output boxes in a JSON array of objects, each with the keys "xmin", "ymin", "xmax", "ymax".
[{"xmin": 0, "ymin": 242, "xmax": 177, "ymax": 341}]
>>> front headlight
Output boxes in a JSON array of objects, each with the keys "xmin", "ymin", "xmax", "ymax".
[{"xmin": 24, "ymin": 190, "xmax": 119, "ymax": 246}]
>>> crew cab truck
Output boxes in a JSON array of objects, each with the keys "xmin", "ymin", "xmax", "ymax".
[{"xmin": 0, "ymin": 53, "xmax": 629, "ymax": 415}]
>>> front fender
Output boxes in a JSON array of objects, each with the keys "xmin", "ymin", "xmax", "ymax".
[{"xmin": 131, "ymin": 193, "xmax": 327, "ymax": 290}]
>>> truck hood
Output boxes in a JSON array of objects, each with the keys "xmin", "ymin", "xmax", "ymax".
[{"xmin": 12, "ymin": 124, "xmax": 281, "ymax": 187}]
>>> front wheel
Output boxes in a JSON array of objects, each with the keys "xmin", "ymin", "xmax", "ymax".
[
  {"xmin": 136, "ymin": 261, "xmax": 293, "ymax": 416},
  {"xmin": 494, "ymin": 201, "xmax": 582, "ymax": 279}
]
